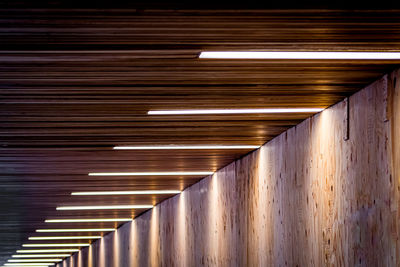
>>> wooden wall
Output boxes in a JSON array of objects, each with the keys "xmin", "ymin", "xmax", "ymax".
[{"xmin": 59, "ymin": 68, "xmax": 400, "ymax": 267}]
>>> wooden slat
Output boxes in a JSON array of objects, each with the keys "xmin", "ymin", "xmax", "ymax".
[{"xmin": 1, "ymin": 6, "xmax": 400, "ymax": 264}]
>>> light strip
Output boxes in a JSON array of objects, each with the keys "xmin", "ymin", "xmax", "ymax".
[
  {"xmin": 45, "ymin": 218, "xmax": 132, "ymax": 223},
  {"xmin": 72, "ymin": 190, "xmax": 181, "ymax": 196},
  {"xmin": 4, "ymin": 264, "xmax": 53, "ymax": 266},
  {"xmin": 22, "ymin": 244, "xmax": 89, "ymax": 247},
  {"xmin": 12, "ymin": 255, "xmax": 70, "ymax": 258},
  {"xmin": 36, "ymin": 228, "xmax": 115, "ymax": 232},
  {"xmin": 17, "ymin": 249, "xmax": 79, "ymax": 253},
  {"xmin": 148, "ymin": 108, "xmax": 323, "ymax": 115},
  {"xmin": 8, "ymin": 259, "xmax": 62, "ymax": 263},
  {"xmin": 29, "ymin": 236, "xmax": 101, "ymax": 240},
  {"xmin": 199, "ymin": 51, "xmax": 400, "ymax": 59},
  {"xmin": 113, "ymin": 145, "xmax": 259, "ymax": 150},
  {"xmin": 88, "ymin": 171, "xmax": 213, "ymax": 176},
  {"xmin": 56, "ymin": 205, "xmax": 153, "ymax": 210}
]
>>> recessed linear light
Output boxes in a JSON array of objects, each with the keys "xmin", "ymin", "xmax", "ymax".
[
  {"xmin": 4, "ymin": 264, "xmax": 54, "ymax": 267},
  {"xmin": 22, "ymin": 244, "xmax": 89, "ymax": 248},
  {"xmin": 36, "ymin": 228, "xmax": 115, "ymax": 233},
  {"xmin": 4, "ymin": 264, "xmax": 54, "ymax": 266},
  {"xmin": 147, "ymin": 108, "xmax": 323, "ymax": 115},
  {"xmin": 45, "ymin": 218, "xmax": 132, "ymax": 223},
  {"xmin": 8, "ymin": 260, "xmax": 61, "ymax": 263},
  {"xmin": 199, "ymin": 51, "xmax": 400, "ymax": 59},
  {"xmin": 29, "ymin": 236, "xmax": 101, "ymax": 241},
  {"xmin": 56, "ymin": 205, "xmax": 153, "ymax": 211},
  {"xmin": 88, "ymin": 171, "xmax": 213, "ymax": 176},
  {"xmin": 17, "ymin": 249, "xmax": 79, "ymax": 253},
  {"xmin": 72, "ymin": 190, "xmax": 181, "ymax": 196},
  {"xmin": 113, "ymin": 145, "xmax": 259, "ymax": 150},
  {"xmin": 12, "ymin": 255, "xmax": 70, "ymax": 258}
]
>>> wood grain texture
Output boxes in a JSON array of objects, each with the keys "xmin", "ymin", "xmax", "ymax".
[
  {"xmin": 58, "ymin": 68, "xmax": 400, "ymax": 266},
  {"xmin": 2, "ymin": 6, "xmax": 400, "ymax": 265}
]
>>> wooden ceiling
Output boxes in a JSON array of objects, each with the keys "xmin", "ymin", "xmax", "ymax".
[{"xmin": 1, "ymin": 4, "xmax": 400, "ymax": 264}]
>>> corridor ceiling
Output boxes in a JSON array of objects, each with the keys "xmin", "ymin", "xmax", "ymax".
[{"xmin": 1, "ymin": 4, "xmax": 400, "ymax": 264}]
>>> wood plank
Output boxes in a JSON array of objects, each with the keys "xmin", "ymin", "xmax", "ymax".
[{"xmin": 1, "ymin": 6, "xmax": 400, "ymax": 265}]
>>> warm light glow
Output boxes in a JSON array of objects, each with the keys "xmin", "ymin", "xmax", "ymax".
[
  {"xmin": 45, "ymin": 218, "xmax": 132, "ymax": 223},
  {"xmin": 12, "ymin": 255, "xmax": 70, "ymax": 258},
  {"xmin": 177, "ymin": 191, "xmax": 187, "ymax": 266},
  {"xmin": 29, "ymin": 236, "xmax": 101, "ymax": 240},
  {"xmin": 149, "ymin": 207, "xmax": 159, "ymax": 266},
  {"xmin": 113, "ymin": 145, "xmax": 259, "ymax": 150},
  {"xmin": 72, "ymin": 190, "xmax": 181, "ymax": 196},
  {"xmin": 88, "ymin": 171, "xmax": 213, "ymax": 176},
  {"xmin": 8, "ymin": 260, "xmax": 61, "ymax": 263},
  {"xmin": 36, "ymin": 228, "xmax": 115, "ymax": 233},
  {"xmin": 22, "ymin": 244, "xmax": 89, "ymax": 247},
  {"xmin": 148, "ymin": 108, "xmax": 324, "ymax": 115},
  {"xmin": 113, "ymin": 229, "xmax": 119, "ymax": 266},
  {"xmin": 88, "ymin": 244, "xmax": 93, "ymax": 267},
  {"xmin": 17, "ymin": 249, "xmax": 79, "ymax": 253},
  {"xmin": 56, "ymin": 205, "xmax": 153, "ymax": 210},
  {"xmin": 199, "ymin": 51, "xmax": 400, "ymax": 59}
]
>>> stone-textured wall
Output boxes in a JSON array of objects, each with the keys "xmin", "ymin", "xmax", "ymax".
[{"xmin": 59, "ymin": 68, "xmax": 400, "ymax": 267}]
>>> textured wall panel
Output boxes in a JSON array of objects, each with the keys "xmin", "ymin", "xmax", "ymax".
[{"xmin": 59, "ymin": 69, "xmax": 400, "ymax": 266}]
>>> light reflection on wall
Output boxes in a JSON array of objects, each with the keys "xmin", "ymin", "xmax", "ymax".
[
  {"xmin": 69, "ymin": 251, "xmax": 74, "ymax": 267},
  {"xmin": 113, "ymin": 229, "xmax": 119, "ymax": 267},
  {"xmin": 77, "ymin": 248, "xmax": 82, "ymax": 267},
  {"xmin": 207, "ymin": 173, "xmax": 219, "ymax": 263},
  {"xmin": 130, "ymin": 221, "xmax": 138, "ymax": 266},
  {"xmin": 99, "ymin": 236, "xmax": 105, "ymax": 267},
  {"xmin": 315, "ymin": 106, "xmax": 332, "ymax": 153},
  {"xmin": 309, "ymin": 106, "xmax": 334, "ymax": 264},
  {"xmin": 257, "ymin": 145, "xmax": 268, "ymax": 263},
  {"xmin": 88, "ymin": 244, "xmax": 93, "ymax": 267},
  {"xmin": 149, "ymin": 206, "xmax": 159, "ymax": 267},
  {"xmin": 177, "ymin": 191, "xmax": 187, "ymax": 266}
]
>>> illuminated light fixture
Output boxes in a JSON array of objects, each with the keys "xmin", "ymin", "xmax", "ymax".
[
  {"xmin": 72, "ymin": 190, "xmax": 181, "ymax": 196},
  {"xmin": 36, "ymin": 228, "xmax": 115, "ymax": 233},
  {"xmin": 113, "ymin": 145, "xmax": 259, "ymax": 150},
  {"xmin": 45, "ymin": 218, "xmax": 132, "ymax": 223},
  {"xmin": 148, "ymin": 108, "xmax": 323, "ymax": 115},
  {"xmin": 88, "ymin": 171, "xmax": 213, "ymax": 176},
  {"xmin": 4, "ymin": 264, "xmax": 54, "ymax": 266},
  {"xmin": 22, "ymin": 244, "xmax": 89, "ymax": 247},
  {"xmin": 12, "ymin": 255, "xmax": 70, "ymax": 258},
  {"xmin": 17, "ymin": 249, "xmax": 79, "ymax": 253},
  {"xmin": 8, "ymin": 260, "xmax": 61, "ymax": 263},
  {"xmin": 199, "ymin": 51, "xmax": 400, "ymax": 59},
  {"xmin": 29, "ymin": 236, "xmax": 101, "ymax": 240},
  {"xmin": 56, "ymin": 205, "xmax": 153, "ymax": 210}
]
